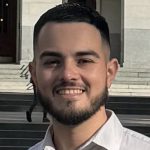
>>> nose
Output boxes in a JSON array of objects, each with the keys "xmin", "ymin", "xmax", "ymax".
[{"xmin": 60, "ymin": 60, "xmax": 80, "ymax": 81}]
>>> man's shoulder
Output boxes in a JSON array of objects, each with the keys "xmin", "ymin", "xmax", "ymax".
[{"xmin": 121, "ymin": 127, "xmax": 150, "ymax": 150}]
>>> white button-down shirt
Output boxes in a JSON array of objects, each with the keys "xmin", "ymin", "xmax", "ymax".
[{"xmin": 28, "ymin": 110, "xmax": 150, "ymax": 150}]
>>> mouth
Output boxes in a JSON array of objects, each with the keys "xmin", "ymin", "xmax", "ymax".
[
  {"xmin": 55, "ymin": 87, "xmax": 86, "ymax": 96},
  {"xmin": 57, "ymin": 89, "xmax": 85, "ymax": 95}
]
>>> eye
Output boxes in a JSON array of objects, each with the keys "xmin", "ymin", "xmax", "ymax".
[
  {"xmin": 43, "ymin": 59, "xmax": 61, "ymax": 67},
  {"xmin": 77, "ymin": 58, "xmax": 94, "ymax": 65}
]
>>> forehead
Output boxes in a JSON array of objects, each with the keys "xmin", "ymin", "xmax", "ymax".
[
  {"xmin": 35, "ymin": 22, "xmax": 107, "ymax": 58},
  {"xmin": 37, "ymin": 22, "xmax": 102, "ymax": 44}
]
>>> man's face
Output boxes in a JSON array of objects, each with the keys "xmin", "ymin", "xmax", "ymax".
[{"xmin": 31, "ymin": 22, "xmax": 118, "ymax": 125}]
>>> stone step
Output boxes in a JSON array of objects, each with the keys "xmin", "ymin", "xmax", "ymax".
[
  {"xmin": 0, "ymin": 93, "xmax": 40, "ymax": 112},
  {"xmin": 116, "ymin": 67, "xmax": 150, "ymax": 79},
  {"xmin": 119, "ymin": 67, "xmax": 150, "ymax": 73},
  {"xmin": 0, "ymin": 72, "xmax": 29, "ymax": 78},
  {"xmin": 0, "ymin": 138, "xmax": 41, "ymax": 148},
  {"xmin": 110, "ymin": 92, "xmax": 150, "ymax": 97},
  {"xmin": 111, "ymin": 84, "xmax": 150, "ymax": 89},
  {"xmin": 107, "ymin": 96, "xmax": 150, "ymax": 115},
  {"xmin": 115, "ymin": 76, "xmax": 150, "ymax": 82},
  {"xmin": 0, "ymin": 81, "xmax": 30, "ymax": 86},
  {"xmin": 0, "ymin": 122, "xmax": 48, "ymax": 130},
  {"xmin": 0, "ymin": 146, "xmax": 28, "ymax": 150},
  {"xmin": 117, "ymin": 71, "xmax": 150, "ymax": 78},
  {"xmin": 0, "ymin": 114, "xmax": 48, "ymax": 149},
  {"xmin": 0, "ymin": 78, "xmax": 29, "ymax": 82},
  {"xmin": 0, "ymin": 93, "xmax": 33, "ymax": 100},
  {"xmin": 109, "ymin": 84, "xmax": 150, "ymax": 96},
  {"xmin": 0, "ymin": 85, "xmax": 29, "ymax": 90},
  {"xmin": 113, "ymin": 80, "xmax": 150, "ymax": 85},
  {"xmin": 113, "ymin": 76, "xmax": 150, "ymax": 85},
  {"xmin": 0, "ymin": 69, "xmax": 21, "ymax": 75},
  {"xmin": 0, "ymin": 112, "xmax": 47, "ymax": 123},
  {"xmin": 0, "ymin": 71, "xmax": 29, "ymax": 79},
  {"xmin": 0, "ymin": 82, "xmax": 30, "ymax": 92},
  {"xmin": 0, "ymin": 89, "xmax": 32, "ymax": 93},
  {"xmin": 0, "ymin": 64, "xmax": 22, "ymax": 70},
  {"xmin": 0, "ymin": 99, "xmax": 31, "ymax": 106},
  {"xmin": 0, "ymin": 130, "xmax": 44, "ymax": 139},
  {"xmin": 0, "ymin": 64, "xmax": 29, "ymax": 79},
  {"xmin": 0, "ymin": 81, "xmax": 31, "ymax": 93},
  {"xmin": 0, "ymin": 74, "xmax": 26, "ymax": 79}
]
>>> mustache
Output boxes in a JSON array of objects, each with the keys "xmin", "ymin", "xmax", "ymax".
[{"xmin": 53, "ymin": 80, "xmax": 87, "ymax": 91}]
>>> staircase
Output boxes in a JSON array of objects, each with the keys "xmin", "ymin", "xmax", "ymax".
[
  {"xmin": 0, "ymin": 93, "xmax": 149, "ymax": 150},
  {"xmin": 110, "ymin": 67, "xmax": 150, "ymax": 96},
  {"xmin": 0, "ymin": 121, "xmax": 48, "ymax": 150},
  {"xmin": 0, "ymin": 64, "xmax": 31, "ymax": 93},
  {"xmin": 0, "ymin": 64, "xmax": 150, "ymax": 96},
  {"xmin": 0, "ymin": 93, "xmax": 48, "ymax": 150}
]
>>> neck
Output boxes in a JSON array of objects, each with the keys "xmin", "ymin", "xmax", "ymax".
[{"xmin": 52, "ymin": 107, "xmax": 107, "ymax": 150}]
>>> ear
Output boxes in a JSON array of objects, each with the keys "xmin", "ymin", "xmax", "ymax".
[
  {"xmin": 29, "ymin": 61, "xmax": 37, "ymax": 87},
  {"xmin": 106, "ymin": 58, "xmax": 119, "ymax": 88}
]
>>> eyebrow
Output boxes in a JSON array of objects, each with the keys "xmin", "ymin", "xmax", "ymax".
[
  {"xmin": 76, "ymin": 50, "xmax": 100, "ymax": 59},
  {"xmin": 40, "ymin": 51, "xmax": 62, "ymax": 59},
  {"xmin": 39, "ymin": 49, "xmax": 100, "ymax": 60}
]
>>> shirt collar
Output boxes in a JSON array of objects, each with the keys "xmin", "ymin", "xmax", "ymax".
[
  {"xmin": 41, "ymin": 125, "xmax": 55, "ymax": 150},
  {"xmin": 40, "ymin": 110, "xmax": 123, "ymax": 150},
  {"xmin": 92, "ymin": 110, "xmax": 123, "ymax": 150}
]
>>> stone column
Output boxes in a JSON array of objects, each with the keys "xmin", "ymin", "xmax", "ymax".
[
  {"xmin": 124, "ymin": 0, "xmax": 150, "ymax": 68},
  {"xmin": 20, "ymin": 0, "xmax": 62, "ymax": 64}
]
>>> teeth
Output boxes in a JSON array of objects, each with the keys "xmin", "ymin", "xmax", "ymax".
[{"xmin": 57, "ymin": 89, "xmax": 83, "ymax": 95}]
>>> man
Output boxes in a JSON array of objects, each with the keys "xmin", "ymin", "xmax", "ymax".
[{"xmin": 29, "ymin": 3, "xmax": 150, "ymax": 150}]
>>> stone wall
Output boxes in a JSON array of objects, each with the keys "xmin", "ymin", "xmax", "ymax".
[
  {"xmin": 21, "ymin": 0, "xmax": 62, "ymax": 64},
  {"xmin": 124, "ymin": 0, "xmax": 150, "ymax": 68}
]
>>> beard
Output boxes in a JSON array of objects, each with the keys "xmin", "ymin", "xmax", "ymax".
[{"xmin": 37, "ymin": 87, "xmax": 108, "ymax": 126}]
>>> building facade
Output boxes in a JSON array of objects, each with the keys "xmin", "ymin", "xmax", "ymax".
[{"xmin": 0, "ymin": 0, "xmax": 150, "ymax": 68}]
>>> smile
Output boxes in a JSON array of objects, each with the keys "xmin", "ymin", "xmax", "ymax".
[{"xmin": 56, "ymin": 88, "xmax": 85, "ymax": 95}]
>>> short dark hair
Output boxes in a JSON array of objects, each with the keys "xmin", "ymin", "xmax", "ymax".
[{"xmin": 33, "ymin": 3, "xmax": 110, "ymax": 49}]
